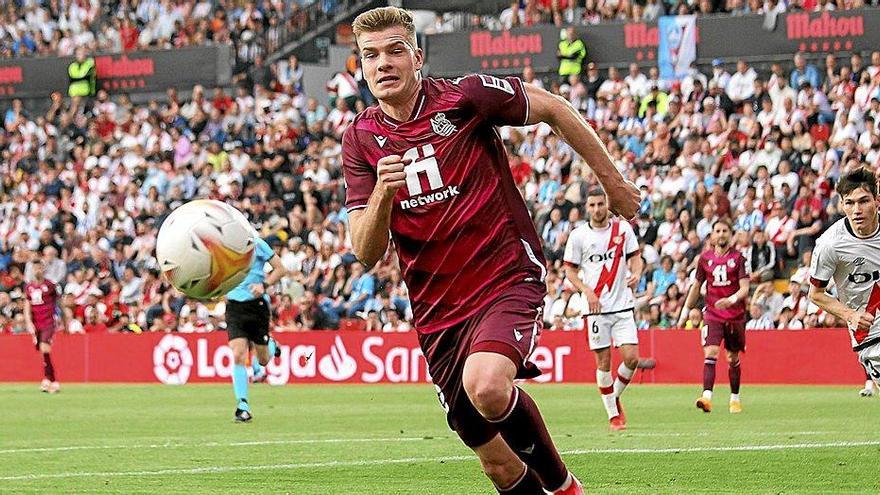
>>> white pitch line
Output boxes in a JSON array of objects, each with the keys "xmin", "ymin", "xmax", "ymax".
[
  {"xmin": 618, "ymin": 430, "xmax": 833, "ymax": 438},
  {"xmin": 1, "ymin": 441, "xmax": 879, "ymax": 482},
  {"xmin": 0, "ymin": 430, "xmax": 836, "ymax": 455},
  {"xmin": 0, "ymin": 436, "xmax": 436, "ymax": 455}
]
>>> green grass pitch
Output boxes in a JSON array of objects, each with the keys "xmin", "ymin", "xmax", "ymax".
[{"xmin": 1, "ymin": 383, "xmax": 878, "ymax": 494}]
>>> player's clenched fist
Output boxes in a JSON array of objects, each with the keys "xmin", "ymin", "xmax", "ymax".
[
  {"xmin": 847, "ymin": 309, "xmax": 875, "ymax": 332},
  {"xmin": 376, "ymin": 155, "xmax": 411, "ymax": 198},
  {"xmin": 605, "ymin": 179, "xmax": 640, "ymax": 220}
]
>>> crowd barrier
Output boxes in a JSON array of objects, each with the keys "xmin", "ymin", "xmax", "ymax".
[{"xmin": 0, "ymin": 329, "xmax": 863, "ymax": 385}]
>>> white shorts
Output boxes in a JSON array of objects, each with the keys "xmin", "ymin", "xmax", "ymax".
[
  {"xmin": 858, "ymin": 341, "xmax": 880, "ymax": 384},
  {"xmin": 584, "ymin": 311, "xmax": 638, "ymax": 351}
]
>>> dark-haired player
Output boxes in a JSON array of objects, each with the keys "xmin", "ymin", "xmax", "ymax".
[
  {"xmin": 679, "ymin": 220, "xmax": 749, "ymax": 414},
  {"xmin": 24, "ymin": 258, "xmax": 66, "ymax": 393},
  {"xmin": 342, "ymin": 6, "xmax": 639, "ymax": 494},
  {"xmin": 809, "ymin": 167, "xmax": 880, "ymax": 393},
  {"xmin": 563, "ymin": 188, "xmax": 643, "ymax": 431}
]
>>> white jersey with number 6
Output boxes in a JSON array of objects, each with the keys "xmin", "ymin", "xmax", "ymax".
[
  {"xmin": 564, "ymin": 218, "xmax": 640, "ymax": 315},
  {"xmin": 809, "ymin": 216, "xmax": 880, "ymax": 351}
]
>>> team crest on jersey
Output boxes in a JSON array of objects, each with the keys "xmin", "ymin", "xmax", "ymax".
[
  {"xmin": 728, "ymin": 259, "xmax": 736, "ymax": 268},
  {"xmin": 707, "ymin": 260, "xmax": 713, "ymax": 267},
  {"xmin": 430, "ymin": 113, "xmax": 457, "ymax": 137},
  {"xmin": 613, "ymin": 235, "xmax": 623, "ymax": 245}
]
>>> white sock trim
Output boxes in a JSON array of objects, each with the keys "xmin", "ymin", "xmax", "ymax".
[
  {"xmin": 617, "ymin": 362, "xmax": 636, "ymax": 380},
  {"xmin": 596, "ymin": 369, "xmax": 613, "ymax": 388}
]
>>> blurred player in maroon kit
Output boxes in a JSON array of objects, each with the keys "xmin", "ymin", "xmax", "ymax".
[
  {"xmin": 343, "ymin": 7, "xmax": 639, "ymax": 494},
  {"xmin": 679, "ymin": 220, "xmax": 749, "ymax": 414},
  {"xmin": 24, "ymin": 259, "xmax": 66, "ymax": 393}
]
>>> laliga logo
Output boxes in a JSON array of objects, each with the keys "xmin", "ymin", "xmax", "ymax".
[
  {"xmin": 318, "ymin": 336, "xmax": 357, "ymax": 381},
  {"xmin": 153, "ymin": 335, "xmax": 193, "ymax": 385}
]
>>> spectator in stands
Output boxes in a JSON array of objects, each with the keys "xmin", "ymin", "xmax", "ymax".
[
  {"xmin": 557, "ymin": 27, "xmax": 586, "ymax": 84},
  {"xmin": 746, "ymin": 302, "xmax": 775, "ymax": 330},
  {"xmin": 790, "ymin": 52, "xmax": 821, "ymax": 90}
]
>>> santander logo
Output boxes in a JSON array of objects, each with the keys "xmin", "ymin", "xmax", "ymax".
[
  {"xmin": 153, "ymin": 335, "xmax": 193, "ymax": 385},
  {"xmin": 317, "ymin": 336, "xmax": 358, "ymax": 381}
]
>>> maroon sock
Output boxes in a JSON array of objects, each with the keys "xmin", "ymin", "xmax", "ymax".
[
  {"xmin": 43, "ymin": 353, "xmax": 55, "ymax": 382},
  {"xmin": 496, "ymin": 466, "xmax": 544, "ymax": 494},
  {"xmin": 703, "ymin": 358, "xmax": 716, "ymax": 392},
  {"xmin": 490, "ymin": 387, "xmax": 568, "ymax": 491},
  {"xmin": 729, "ymin": 360, "xmax": 741, "ymax": 394}
]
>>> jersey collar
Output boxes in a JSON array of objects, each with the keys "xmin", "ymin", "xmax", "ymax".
[
  {"xmin": 379, "ymin": 79, "xmax": 427, "ymax": 128},
  {"xmin": 844, "ymin": 214, "xmax": 880, "ymax": 240}
]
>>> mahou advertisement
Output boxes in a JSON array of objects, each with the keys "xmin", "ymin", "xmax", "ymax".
[
  {"xmin": 0, "ymin": 330, "xmax": 865, "ymax": 385},
  {"xmin": 0, "ymin": 45, "xmax": 231, "ymax": 99},
  {"xmin": 426, "ymin": 8, "xmax": 880, "ymax": 76}
]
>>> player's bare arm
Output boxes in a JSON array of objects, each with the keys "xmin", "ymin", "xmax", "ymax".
[
  {"xmin": 250, "ymin": 256, "xmax": 291, "ymax": 297},
  {"xmin": 678, "ymin": 280, "xmax": 703, "ymax": 327},
  {"xmin": 716, "ymin": 278, "xmax": 749, "ymax": 310},
  {"xmin": 809, "ymin": 284, "xmax": 875, "ymax": 332},
  {"xmin": 23, "ymin": 298, "xmax": 36, "ymax": 339},
  {"xmin": 524, "ymin": 83, "xmax": 639, "ymax": 219},
  {"xmin": 565, "ymin": 263, "xmax": 601, "ymax": 314},
  {"xmin": 348, "ymin": 155, "xmax": 411, "ymax": 268},
  {"xmin": 626, "ymin": 253, "xmax": 644, "ymax": 289}
]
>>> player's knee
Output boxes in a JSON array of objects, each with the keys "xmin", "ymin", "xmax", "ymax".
[
  {"xmin": 727, "ymin": 352, "xmax": 740, "ymax": 365},
  {"xmin": 479, "ymin": 456, "xmax": 523, "ymax": 487},
  {"xmin": 232, "ymin": 348, "xmax": 248, "ymax": 365},
  {"xmin": 464, "ymin": 376, "xmax": 512, "ymax": 419},
  {"xmin": 624, "ymin": 357, "xmax": 640, "ymax": 370}
]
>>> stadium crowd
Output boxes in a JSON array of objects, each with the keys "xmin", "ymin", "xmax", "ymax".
[
  {"xmin": 0, "ymin": 0, "xmax": 326, "ymax": 63},
  {"xmin": 1, "ymin": 3, "xmax": 880, "ymax": 334}
]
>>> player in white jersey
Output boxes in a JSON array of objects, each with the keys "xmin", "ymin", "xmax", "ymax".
[
  {"xmin": 564, "ymin": 188, "xmax": 643, "ymax": 431},
  {"xmin": 809, "ymin": 168, "xmax": 880, "ymax": 388}
]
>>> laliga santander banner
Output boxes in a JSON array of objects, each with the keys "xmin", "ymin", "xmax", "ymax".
[{"xmin": 0, "ymin": 330, "xmax": 867, "ymax": 385}]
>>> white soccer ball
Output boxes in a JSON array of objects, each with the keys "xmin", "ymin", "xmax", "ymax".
[{"xmin": 155, "ymin": 199, "xmax": 256, "ymax": 300}]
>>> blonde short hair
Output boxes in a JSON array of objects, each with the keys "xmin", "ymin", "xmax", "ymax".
[{"xmin": 352, "ymin": 7, "xmax": 417, "ymax": 49}]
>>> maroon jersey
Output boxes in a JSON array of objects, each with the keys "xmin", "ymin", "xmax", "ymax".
[
  {"xmin": 695, "ymin": 249, "xmax": 748, "ymax": 321},
  {"xmin": 25, "ymin": 279, "xmax": 60, "ymax": 330},
  {"xmin": 342, "ymin": 75, "xmax": 546, "ymax": 334}
]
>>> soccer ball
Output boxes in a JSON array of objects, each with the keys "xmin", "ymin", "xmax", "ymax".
[{"xmin": 155, "ymin": 199, "xmax": 256, "ymax": 300}]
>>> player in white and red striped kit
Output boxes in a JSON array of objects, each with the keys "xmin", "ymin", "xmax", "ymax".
[
  {"xmin": 809, "ymin": 168, "xmax": 880, "ymax": 389},
  {"xmin": 563, "ymin": 188, "xmax": 643, "ymax": 431}
]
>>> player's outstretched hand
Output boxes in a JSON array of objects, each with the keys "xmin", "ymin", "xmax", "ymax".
[
  {"xmin": 605, "ymin": 179, "xmax": 640, "ymax": 220},
  {"xmin": 376, "ymin": 155, "xmax": 411, "ymax": 198},
  {"xmin": 847, "ymin": 309, "xmax": 875, "ymax": 332},
  {"xmin": 625, "ymin": 272, "xmax": 639, "ymax": 289},
  {"xmin": 676, "ymin": 310, "xmax": 688, "ymax": 329},
  {"xmin": 584, "ymin": 290, "xmax": 602, "ymax": 314}
]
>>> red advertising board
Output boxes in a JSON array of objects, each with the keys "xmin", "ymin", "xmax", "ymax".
[{"xmin": 0, "ymin": 329, "xmax": 864, "ymax": 385}]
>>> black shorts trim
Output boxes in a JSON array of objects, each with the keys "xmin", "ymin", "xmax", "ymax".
[
  {"xmin": 226, "ymin": 298, "xmax": 271, "ymax": 344},
  {"xmin": 583, "ymin": 307, "xmax": 635, "ymax": 317},
  {"xmin": 854, "ymin": 337, "xmax": 880, "ymax": 352}
]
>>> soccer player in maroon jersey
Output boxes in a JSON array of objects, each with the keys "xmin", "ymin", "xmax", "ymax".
[
  {"xmin": 23, "ymin": 259, "xmax": 66, "ymax": 393},
  {"xmin": 343, "ymin": 7, "xmax": 639, "ymax": 494},
  {"xmin": 678, "ymin": 220, "xmax": 750, "ymax": 414}
]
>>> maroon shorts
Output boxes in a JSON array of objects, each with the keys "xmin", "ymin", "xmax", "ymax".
[
  {"xmin": 417, "ymin": 281, "xmax": 545, "ymax": 448},
  {"xmin": 703, "ymin": 318, "xmax": 746, "ymax": 352},
  {"xmin": 35, "ymin": 325, "xmax": 56, "ymax": 346}
]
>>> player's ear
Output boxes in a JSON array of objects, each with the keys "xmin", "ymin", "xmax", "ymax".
[{"xmin": 413, "ymin": 47, "xmax": 424, "ymax": 71}]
